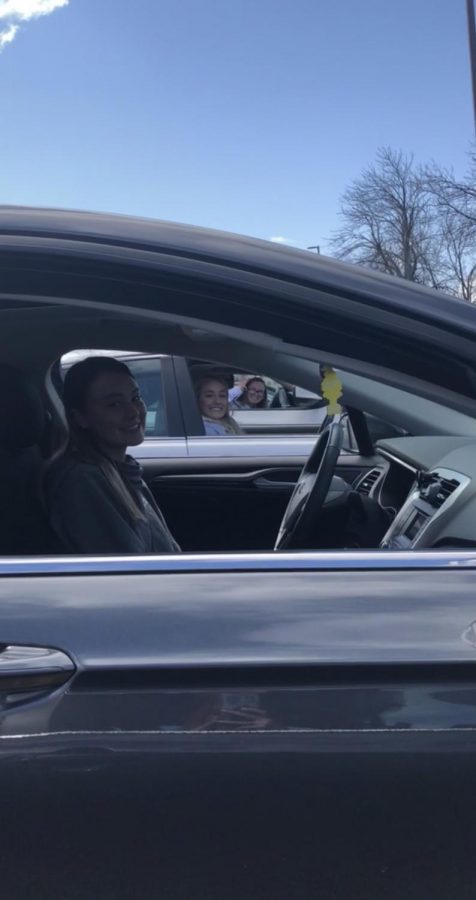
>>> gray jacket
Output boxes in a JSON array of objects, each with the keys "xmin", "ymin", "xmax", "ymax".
[{"xmin": 46, "ymin": 454, "xmax": 180, "ymax": 555}]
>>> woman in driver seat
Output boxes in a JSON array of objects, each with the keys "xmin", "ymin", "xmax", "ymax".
[{"xmin": 45, "ymin": 356, "xmax": 180, "ymax": 554}]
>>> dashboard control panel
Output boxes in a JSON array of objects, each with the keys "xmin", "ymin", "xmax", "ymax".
[{"xmin": 381, "ymin": 468, "xmax": 469, "ymax": 549}]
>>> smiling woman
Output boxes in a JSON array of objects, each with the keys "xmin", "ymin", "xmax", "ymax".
[
  {"xmin": 195, "ymin": 375, "xmax": 243, "ymax": 436},
  {"xmin": 44, "ymin": 356, "xmax": 180, "ymax": 554},
  {"xmin": 64, "ymin": 356, "xmax": 147, "ymax": 461}
]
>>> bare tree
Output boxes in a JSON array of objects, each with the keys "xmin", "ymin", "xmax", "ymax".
[
  {"xmin": 426, "ymin": 153, "xmax": 476, "ymax": 227},
  {"xmin": 425, "ymin": 153, "xmax": 476, "ymax": 300},
  {"xmin": 330, "ymin": 148, "xmax": 444, "ymax": 286},
  {"xmin": 438, "ymin": 210, "xmax": 476, "ymax": 301}
]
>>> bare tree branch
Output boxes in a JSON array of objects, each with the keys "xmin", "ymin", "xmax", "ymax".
[
  {"xmin": 330, "ymin": 148, "xmax": 441, "ymax": 285},
  {"xmin": 329, "ymin": 147, "xmax": 476, "ymax": 300}
]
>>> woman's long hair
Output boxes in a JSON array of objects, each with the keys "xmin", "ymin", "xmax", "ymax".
[
  {"xmin": 61, "ymin": 356, "xmax": 144, "ymax": 522},
  {"xmin": 194, "ymin": 375, "xmax": 242, "ymax": 435}
]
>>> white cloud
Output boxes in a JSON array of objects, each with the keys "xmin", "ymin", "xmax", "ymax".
[
  {"xmin": 0, "ymin": 21, "xmax": 18, "ymax": 45},
  {"xmin": 0, "ymin": 0, "xmax": 68, "ymax": 50},
  {"xmin": 0, "ymin": 0, "xmax": 68, "ymax": 19},
  {"xmin": 269, "ymin": 236, "xmax": 297, "ymax": 246}
]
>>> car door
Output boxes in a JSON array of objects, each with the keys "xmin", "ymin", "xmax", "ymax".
[
  {"xmin": 145, "ymin": 444, "xmax": 384, "ymax": 550},
  {"xmin": 3, "ymin": 551, "xmax": 476, "ymax": 900}
]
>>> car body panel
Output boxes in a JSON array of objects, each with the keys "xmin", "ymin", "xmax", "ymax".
[
  {"xmin": 2, "ymin": 552, "xmax": 476, "ymax": 669},
  {"xmin": 3, "ymin": 554, "xmax": 476, "ymax": 898},
  {"xmin": 2, "ymin": 728, "xmax": 476, "ymax": 900}
]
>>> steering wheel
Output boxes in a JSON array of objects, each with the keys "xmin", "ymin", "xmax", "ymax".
[{"xmin": 274, "ymin": 421, "xmax": 344, "ymax": 551}]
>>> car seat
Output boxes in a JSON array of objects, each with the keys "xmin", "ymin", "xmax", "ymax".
[{"xmin": 0, "ymin": 363, "xmax": 59, "ymax": 554}]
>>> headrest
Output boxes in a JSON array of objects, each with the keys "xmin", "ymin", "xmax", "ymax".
[{"xmin": 0, "ymin": 364, "xmax": 45, "ymax": 450}]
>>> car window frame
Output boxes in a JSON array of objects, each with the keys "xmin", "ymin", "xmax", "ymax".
[
  {"xmin": 121, "ymin": 354, "xmax": 186, "ymax": 440},
  {"xmin": 2, "ymin": 550, "xmax": 476, "ymax": 576},
  {"xmin": 176, "ymin": 356, "xmax": 334, "ymax": 440},
  {"xmin": 4, "ymin": 229, "xmax": 476, "ymax": 567}
]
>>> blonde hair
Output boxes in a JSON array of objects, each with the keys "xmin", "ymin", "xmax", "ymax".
[{"xmin": 194, "ymin": 375, "xmax": 243, "ymax": 435}]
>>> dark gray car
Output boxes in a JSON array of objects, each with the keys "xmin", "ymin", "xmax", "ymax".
[{"xmin": 2, "ymin": 207, "xmax": 476, "ymax": 899}]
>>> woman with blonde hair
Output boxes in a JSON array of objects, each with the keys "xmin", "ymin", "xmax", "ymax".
[
  {"xmin": 45, "ymin": 356, "xmax": 179, "ymax": 554},
  {"xmin": 195, "ymin": 375, "xmax": 243, "ymax": 436}
]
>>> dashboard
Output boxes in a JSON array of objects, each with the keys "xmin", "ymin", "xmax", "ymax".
[{"xmin": 369, "ymin": 437, "xmax": 476, "ymax": 550}]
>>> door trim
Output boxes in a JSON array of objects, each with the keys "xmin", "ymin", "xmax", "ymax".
[{"xmin": 1, "ymin": 550, "xmax": 476, "ymax": 576}]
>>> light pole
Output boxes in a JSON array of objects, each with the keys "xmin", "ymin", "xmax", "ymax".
[
  {"xmin": 466, "ymin": 0, "xmax": 476, "ymax": 134},
  {"xmin": 307, "ymin": 245, "xmax": 320, "ymax": 254}
]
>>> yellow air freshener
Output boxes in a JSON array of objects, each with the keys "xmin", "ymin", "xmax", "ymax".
[{"xmin": 321, "ymin": 366, "xmax": 343, "ymax": 415}]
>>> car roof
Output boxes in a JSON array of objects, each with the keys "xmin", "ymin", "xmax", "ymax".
[
  {"xmin": 2, "ymin": 206, "xmax": 476, "ymax": 422},
  {"xmin": 1, "ymin": 204, "xmax": 475, "ymax": 339}
]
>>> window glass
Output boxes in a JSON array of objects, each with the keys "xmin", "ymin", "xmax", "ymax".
[
  {"xmin": 125, "ymin": 358, "xmax": 167, "ymax": 437},
  {"xmin": 231, "ymin": 375, "xmax": 323, "ymax": 410},
  {"xmin": 187, "ymin": 360, "xmax": 327, "ymax": 437}
]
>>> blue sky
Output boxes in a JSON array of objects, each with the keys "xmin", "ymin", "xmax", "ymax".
[{"xmin": 0, "ymin": 0, "xmax": 473, "ymax": 250}]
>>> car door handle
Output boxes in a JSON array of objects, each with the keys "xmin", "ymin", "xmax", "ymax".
[
  {"xmin": 0, "ymin": 644, "xmax": 75, "ymax": 693},
  {"xmin": 253, "ymin": 476, "xmax": 296, "ymax": 490}
]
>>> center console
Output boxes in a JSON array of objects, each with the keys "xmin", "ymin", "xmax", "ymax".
[{"xmin": 380, "ymin": 467, "xmax": 469, "ymax": 549}]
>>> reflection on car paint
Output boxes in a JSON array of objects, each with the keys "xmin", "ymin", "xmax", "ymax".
[{"xmin": 6, "ymin": 683, "xmax": 476, "ymax": 739}]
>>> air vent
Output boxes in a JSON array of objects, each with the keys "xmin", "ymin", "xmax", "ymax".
[
  {"xmin": 419, "ymin": 472, "xmax": 460, "ymax": 509},
  {"xmin": 432, "ymin": 476, "xmax": 460, "ymax": 509},
  {"xmin": 357, "ymin": 468, "xmax": 381, "ymax": 495}
]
